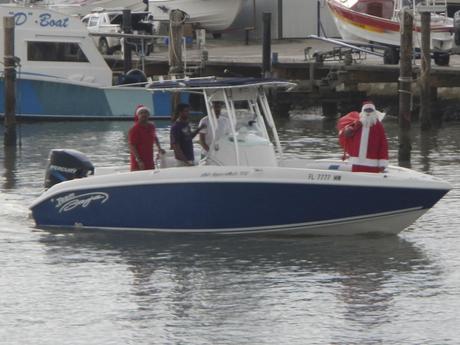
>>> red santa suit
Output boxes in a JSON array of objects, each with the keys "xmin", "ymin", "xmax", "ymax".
[
  {"xmin": 338, "ymin": 103, "xmax": 389, "ymax": 173},
  {"xmin": 128, "ymin": 106, "xmax": 157, "ymax": 171}
]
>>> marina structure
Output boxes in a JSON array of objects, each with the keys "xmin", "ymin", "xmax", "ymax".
[{"xmin": 232, "ymin": 0, "xmax": 339, "ymax": 39}]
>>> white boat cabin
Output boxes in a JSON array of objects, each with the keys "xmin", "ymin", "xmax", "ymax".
[{"xmin": 0, "ymin": 4, "xmax": 112, "ymax": 86}]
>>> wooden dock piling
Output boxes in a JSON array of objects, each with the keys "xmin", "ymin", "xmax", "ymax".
[
  {"xmin": 262, "ymin": 12, "xmax": 272, "ymax": 78},
  {"xmin": 3, "ymin": 16, "xmax": 16, "ymax": 147},
  {"xmin": 169, "ymin": 9, "xmax": 186, "ymax": 75},
  {"xmin": 398, "ymin": 9, "xmax": 413, "ymax": 166},
  {"xmin": 419, "ymin": 11, "xmax": 432, "ymax": 130},
  {"xmin": 122, "ymin": 9, "xmax": 133, "ymax": 74}
]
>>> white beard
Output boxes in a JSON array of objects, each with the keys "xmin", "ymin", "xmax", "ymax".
[{"xmin": 360, "ymin": 112, "xmax": 379, "ymax": 128}]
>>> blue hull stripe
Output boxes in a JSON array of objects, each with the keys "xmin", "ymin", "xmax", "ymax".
[
  {"xmin": 0, "ymin": 78, "xmax": 190, "ymax": 119},
  {"xmin": 31, "ymin": 182, "xmax": 448, "ymax": 230}
]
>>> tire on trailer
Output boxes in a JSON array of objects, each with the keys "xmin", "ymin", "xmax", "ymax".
[
  {"xmin": 433, "ymin": 52, "xmax": 450, "ymax": 66},
  {"xmin": 383, "ymin": 47, "xmax": 399, "ymax": 65}
]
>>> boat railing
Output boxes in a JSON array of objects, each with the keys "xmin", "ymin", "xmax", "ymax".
[
  {"xmin": 394, "ymin": 0, "xmax": 448, "ymax": 20},
  {"xmin": 89, "ymin": 32, "xmax": 190, "ymax": 74}
]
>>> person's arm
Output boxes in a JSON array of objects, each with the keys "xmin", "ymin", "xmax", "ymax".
[
  {"xmin": 344, "ymin": 120, "xmax": 362, "ymax": 137},
  {"xmin": 199, "ymin": 132, "xmax": 209, "ymax": 152},
  {"xmin": 154, "ymin": 135, "xmax": 166, "ymax": 155},
  {"xmin": 191, "ymin": 123, "xmax": 207, "ymax": 139},
  {"xmin": 129, "ymin": 143, "xmax": 145, "ymax": 170}
]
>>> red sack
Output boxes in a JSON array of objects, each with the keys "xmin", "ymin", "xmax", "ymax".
[
  {"xmin": 337, "ymin": 111, "xmax": 360, "ymax": 133},
  {"xmin": 337, "ymin": 112, "xmax": 360, "ymax": 150}
]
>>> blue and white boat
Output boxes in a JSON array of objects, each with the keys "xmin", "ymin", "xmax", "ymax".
[
  {"xmin": 0, "ymin": 4, "xmax": 182, "ymax": 119},
  {"xmin": 30, "ymin": 77, "xmax": 451, "ymax": 236}
]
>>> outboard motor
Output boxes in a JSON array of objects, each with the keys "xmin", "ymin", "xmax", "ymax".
[
  {"xmin": 44, "ymin": 149, "xmax": 94, "ymax": 189},
  {"xmin": 454, "ymin": 11, "xmax": 460, "ymax": 46}
]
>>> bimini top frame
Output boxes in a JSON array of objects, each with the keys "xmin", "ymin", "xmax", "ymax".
[{"xmin": 147, "ymin": 77, "xmax": 296, "ymax": 166}]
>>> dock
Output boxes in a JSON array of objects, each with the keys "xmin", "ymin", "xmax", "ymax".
[{"xmin": 104, "ymin": 37, "xmax": 460, "ymax": 119}]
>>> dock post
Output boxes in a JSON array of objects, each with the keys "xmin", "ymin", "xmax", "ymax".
[
  {"xmin": 3, "ymin": 16, "xmax": 16, "ymax": 147},
  {"xmin": 122, "ymin": 9, "xmax": 132, "ymax": 74},
  {"xmin": 169, "ymin": 9, "xmax": 186, "ymax": 75},
  {"xmin": 419, "ymin": 11, "xmax": 432, "ymax": 130},
  {"xmin": 262, "ymin": 12, "xmax": 272, "ymax": 78},
  {"xmin": 317, "ymin": 0, "xmax": 321, "ymax": 36},
  {"xmin": 398, "ymin": 8, "xmax": 413, "ymax": 166}
]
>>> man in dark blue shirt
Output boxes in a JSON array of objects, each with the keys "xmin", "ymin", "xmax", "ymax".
[{"xmin": 170, "ymin": 103, "xmax": 199, "ymax": 166}]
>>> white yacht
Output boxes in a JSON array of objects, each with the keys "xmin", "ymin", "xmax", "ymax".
[{"xmin": 0, "ymin": 3, "xmax": 181, "ymax": 119}]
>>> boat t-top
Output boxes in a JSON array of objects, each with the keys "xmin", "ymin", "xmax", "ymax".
[{"xmin": 30, "ymin": 77, "xmax": 451, "ymax": 236}]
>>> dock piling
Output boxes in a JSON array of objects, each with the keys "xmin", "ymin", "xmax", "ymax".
[
  {"xmin": 262, "ymin": 12, "xmax": 272, "ymax": 78},
  {"xmin": 398, "ymin": 8, "xmax": 413, "ymax": 166},
  {"xmin": 122, "ymin": 9, "xmax": 133, "ymax": 74},
  {"xmin": 420, "ymin": 10, "xmax": 432, "ymax": 130},
  {"xmin": 3, "ymin": 16, "xmax": 16, "ymax": 147},
  {"xmin": 169, "ymin": 9, "xmax": 186, "ymax": 75}
]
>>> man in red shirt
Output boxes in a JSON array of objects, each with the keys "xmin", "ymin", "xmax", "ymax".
[
  {"xmin": 339, "ymin": 101, "xmax": 389, "ymax": 173},
  {"xmin": 128, "ymin": 106, "xmax": 165, "ymax": 171}
]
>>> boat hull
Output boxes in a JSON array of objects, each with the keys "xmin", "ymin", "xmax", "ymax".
[
  {"xmin": 30, "ymin": 166, "xmax": 450, "ymax": 236},
  {"xmin": 327, "ymin": 0, "xmax": 454, "ymax": 50},
  {"xmin": 0, "ymin": 77, "xmax": 188, "ymax": 120},
  {"xmin": 42, "ymin": 0, "xmax": 146, "ymax": 16},
  {"xmin": 149, "ymin": 0, "xmax": 244, "ymax": 32}
]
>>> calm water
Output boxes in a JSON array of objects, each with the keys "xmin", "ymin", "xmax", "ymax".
[{"xmin": 1, "ymin": 114, "xmax": 460, "ymax": 344}]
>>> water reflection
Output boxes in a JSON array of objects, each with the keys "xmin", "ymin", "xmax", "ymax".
[
  {"xmin": 419, "ymin": 128, "xmax": 439, "ymax": 173},
  {"xmin": 37, "ymin": 231, "xmax": 436, "ymax": 339},
  {"xmin": 3, "ymin": 146, "xmax": 17, "ymax": 190}
]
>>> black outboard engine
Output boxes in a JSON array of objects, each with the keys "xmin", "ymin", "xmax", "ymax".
[
  {"xmin": 454, "ymin": 11, "xmax": 460, "ymax": 46},
  {"xmin": 44, "ymin": 149, "xmax": 94, "ymax": 189}
]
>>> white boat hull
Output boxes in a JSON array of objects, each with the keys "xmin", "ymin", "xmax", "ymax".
[
  {"xmin": 149, "ymin": 0, "xmax": 244, "ymax": 31},
  {"xmin": 36, "ymin": 0, "xmax": 146, "ymax": 16}
]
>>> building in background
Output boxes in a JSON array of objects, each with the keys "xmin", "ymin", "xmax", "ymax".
[{"xmin": 231, "ymin": 0, "xmax": 339, "ymax": 40}]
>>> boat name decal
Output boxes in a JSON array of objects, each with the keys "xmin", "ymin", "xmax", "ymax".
[
  {"xmin": 10, "ymin": 12, "xmax": 69, "ymax": 28},
  {"xmin": 13, "ymin": 12, "xmax": 28, "ymax": 26},
  {"xmin": 307, "ymin": 173, "xmax": 342, "ymax": 182},
  {"xmin": 38, "ymin": 13, "xmax": 69, "ymax": 28},
  {"xmin": 53, "ymin": 192, "xmax": 109, "ymax": 213},
  {"xmin": 200, "ymin": 171, "xmax": 251, "ymax": 178}
]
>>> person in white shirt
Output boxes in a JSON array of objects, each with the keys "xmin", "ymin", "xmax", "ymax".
[{"xmin": 198, "ymin": 102, "xmax": 230, "ymax": 155}]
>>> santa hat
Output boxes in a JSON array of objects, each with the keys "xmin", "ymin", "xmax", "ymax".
[{"xmin": 133, "ymin": 105, "xmax": 150, "ymax": 122}]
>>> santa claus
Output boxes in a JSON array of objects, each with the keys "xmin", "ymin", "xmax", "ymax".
[{"xmin": 338, "ymin": 102, "xmax": 389, "ymax": 173}]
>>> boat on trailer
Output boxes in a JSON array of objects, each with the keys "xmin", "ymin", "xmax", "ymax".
[
  {"xmin": 32, "ymin": 0, "xmax": 146, "ymax": 17},
  {"xmin": 148, "ymin": 0, "xmax": 244, "ymax": 32},
  {"xmin": 326, "ymin": 0, "xmax": 454, "ymax": 65},
  {"xmin": 30, "ymin": 77, "xmax": 451, "ymax": 236},
  {"xmin": 0, "ymin": 4, "xmax": 184, "ymax": 119}
]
